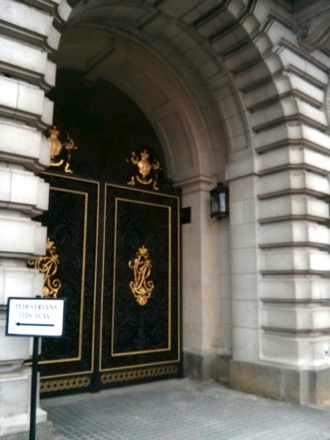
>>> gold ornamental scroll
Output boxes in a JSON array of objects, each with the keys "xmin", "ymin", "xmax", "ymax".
[
  {"xmin": 128, "ymin": 246, "xmax": 154, "ymax": 306},
  {"xmin": 27, "ymin": 238, "xmax": 62, "ymax": 298}
]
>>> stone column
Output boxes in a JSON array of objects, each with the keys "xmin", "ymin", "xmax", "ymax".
[
  {"xmin": 0, "ymin": 0, "xmax": 71, "ymax": 437},
  {"xmin": 180, "ymin": 177, "xmax": 230, "ymax": 380}
]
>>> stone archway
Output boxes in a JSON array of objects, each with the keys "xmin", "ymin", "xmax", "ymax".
[
  {"xmin": 52, "ymin": 0, "xmax": 330, "ymax": 403},
  {"xmin": 52, "ymin": 28, "xmax": 220, "ymax": 182},
  {"xmin": 50, "ymin": 25, "xmax": 230, "ymax": 381}
]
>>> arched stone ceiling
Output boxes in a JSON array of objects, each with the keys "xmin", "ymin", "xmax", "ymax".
[
  {"xmin": 52, "ymin": 28, "xmax": 222, "ymax": 183},
  {"xmin": 50, "ymin": 0, "xmax": 330, "ymax": 184},
  {"xmin": 48, "ymin": 68, "xmax": 165, "ymax": 181},
  {"xmin": 53, "ymin": 0, "xmax": 264, "ymax": 183}
]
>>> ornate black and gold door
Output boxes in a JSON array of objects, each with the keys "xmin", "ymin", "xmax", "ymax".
[
  {"xmin": 31, "ymin": 172, "xmax": 100, "ymax": 395},
  {"xmin": 33, "ymin": 172, "xmax": 181, "ymax": 397},
  {"xmin": 98, "ymin": 183, "xmax": 181, "ymax": 386}
]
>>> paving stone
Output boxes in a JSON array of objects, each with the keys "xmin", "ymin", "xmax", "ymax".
[{"xmin": 41, "ymin": 379, "xmax": 330, "ymax": 440}]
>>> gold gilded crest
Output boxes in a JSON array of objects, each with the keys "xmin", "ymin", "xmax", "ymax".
[
  {"xmin": 127, "ymin": 149, "xmax": 160, "ymax": 190},
  {"xmin": 128, "ymin": 246, "xmax": 155, "ymax": 306},
  {"xmin": 46, "ymin": 126, "xmax": 77, "ymax": 174}
]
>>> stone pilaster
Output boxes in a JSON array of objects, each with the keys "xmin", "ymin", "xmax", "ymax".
[
  {"xmin": 0, "ymin": 0, "xmax": 71, "ymax": 437},
  {"xmin": 180, "ymin": 176, "xmax": 230, "ymax": 380}
]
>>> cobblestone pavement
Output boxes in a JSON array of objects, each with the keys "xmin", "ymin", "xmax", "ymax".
[{"xmin": 42, "ymin": 378, "xmax": 330, "ymax": 440}]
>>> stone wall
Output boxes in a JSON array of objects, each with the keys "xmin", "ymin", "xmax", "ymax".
[
  {"xmin": 0, "ymin": 6, "xmax": 330, "ymax": 438},
  {"xmin": 0, "ymin": 0, "xmax": 71, "ymax": 437}
]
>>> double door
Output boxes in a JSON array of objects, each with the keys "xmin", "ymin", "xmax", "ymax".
[{"xmin": 34, "ymin": 172, "xmax": 181, "ymax": 396}]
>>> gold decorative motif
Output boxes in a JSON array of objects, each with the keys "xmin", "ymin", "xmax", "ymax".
[
  {"xmin": 46, "ymin": 126, "xmax": 77, "ymax": 173},
  {"xmin": 27, "ymin": 238, "xmax": 62, "ymax": 298},
  {"xmin": 49, "ymin": 126, "xmax": 64, "ymax": 167},
  {"xmin": 63, "ymin": 136, "xmax": 78, "ymax": 174},
  {"xmin": 101, "ymin": 366, "xmax": 178, "ymax": 384},
  {"xmin": 127, "ymin": 150, "xmax": 160, "ymax": 190},
  {"xmin": 128, "ymin": 246, "xmax": 154, "ymax": 306},
  {"xmin": 40, "ymin": 376, "xmax": 91, "ymax": 393}
]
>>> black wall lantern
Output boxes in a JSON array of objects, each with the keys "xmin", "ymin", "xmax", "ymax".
[{"xmin": 210, "ymin": 183, "xmax": 229, "ymax": 220}]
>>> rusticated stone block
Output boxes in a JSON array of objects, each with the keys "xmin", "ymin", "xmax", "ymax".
[
  {"xmin": 183, "ymin": 351, "xmax": 215, "ymax": 381},
  {"xmin": 229, "ymin": 360, "xmax": 330, "ymax": 404},
  {"xmin": 230, "ymin": 360, "xmax": 282, "ymax": 401}
]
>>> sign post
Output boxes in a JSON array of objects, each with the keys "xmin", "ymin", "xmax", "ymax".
[
  {"xmin": 6, "ymin": 296, "xmax": 65, "ymax": 440},
  {"xmin": 30, "ymin": 335, "xmax": 39, "ymax": 440}
]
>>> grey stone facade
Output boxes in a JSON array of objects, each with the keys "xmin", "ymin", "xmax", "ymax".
[{"xmin": 1, "ymin": 0, "xmax": 330, "ymax": 437}]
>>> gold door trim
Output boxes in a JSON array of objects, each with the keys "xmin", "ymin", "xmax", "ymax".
[
  {"xmin": 99, "ymin": 183, "xmax": 181, "ymax": 373},
  {"xmin": 39, "ymin": 187, "xmax": 87, "ymax": 364},
  {"xmin": 38, "ymin": 177, "xmax": 180, "ymax": 391},
  {"xmin": 100, "ymin": 196, "xmax": 172, "ymax": 362},
  {"xmin": 105, "ymin": 182, "xmax": 180, "ymax": 199},
  {"xmin": 38, "ymin": 173, "xmax": 100, "ymax": 378},
  {"xmin": 101, "ymin": 365, "xmax": 178, "ymax": 384},
  {"xmin": 40, "ymin": 376, "xmax": 91, "ymax": 394}
]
